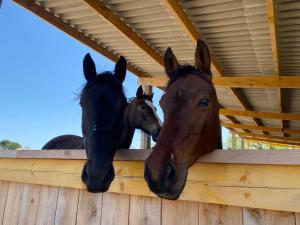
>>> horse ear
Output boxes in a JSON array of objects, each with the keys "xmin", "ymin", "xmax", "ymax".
[
  {"xmin": 136, "ymin": 86, "xmax": 144, "ymax": 98},
  {"xmin": 114, "ymin": 56, "xmax": 127, "ymax": 83},
  {"xmin": 195, "ymin": 39, "xmax": 212, "ymax": 76},
  {"xmin": 83, "ymin": 53, "xmax": 96, "ymax": 81},
  {"xmin": 150, "ymin": 93, "xmax": 154, "ymax": 100},
  {"xmin": 164, "ymin": 47, "xmax": 179, "ymax": 77}
]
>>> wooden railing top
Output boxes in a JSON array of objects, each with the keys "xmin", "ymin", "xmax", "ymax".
[{"xmin": 1, "ymin": 149, "xmax": 300, "ymax": 165}]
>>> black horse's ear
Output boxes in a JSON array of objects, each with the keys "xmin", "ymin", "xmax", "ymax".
[
  {"xmin": 114, "ymin": 56, "xmax": 127, "ymax": 83},
  {"xmin": 83, "ymin": 53, "xmax": 97, "ymax": 81},
  {"xmin": 164, "ymin": 47, "xmax": 179, "ymax": 77},
  {"xmin": 136, "ymin": 86, "xmax": 144, "ymax": 98},
  {"xmin": 195, "ymin": 39, "xmax": 212, "ymax": 76}
]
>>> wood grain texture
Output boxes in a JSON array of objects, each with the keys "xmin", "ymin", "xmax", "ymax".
[
  {"xmin": 0, "ymin": 181, "xmax": 9, "ymax": 224},
  {"xmin": 35, "ymin": 185, "xmax": 59, "ymax": 225},
  {"xmin": 76, "ymin": 190, "xmax": 102, "ymax": 225},
  {"xmin": 162, "ymin": 199, "xmax": 198, "ymax": 225},
  {"xmin": 129, "ymin": 195, "xmax": 161, "ymax": 225},
  {"xmin": 2, "ymin": 182, "xmax": 24, "ymax": 225},
  {"xmin": 199, "ymin": 203, "xmax": 243, "ymax": 225},
  {"xmin": 2, "ymin": 149, "xmax": 300, "ymax": 165},
  {"xmin": 18, "ymin": 184, "xmax": 41, "ymax": 225},
  {"xmin": 139, "ymin": 76, "xmax": 300, "ymax": 88},
  {"xmin": 54, "ymin": 187, "xmax": 79, "ymax": 225},
  {"xmin": 296, "ymin": 213, "xmax": 300, "ymax": 225},
  {"xmin": 101, "ymin": 192, "xmax": 129, "ymax": 225},
  {"xmin": 243, "ymin": 208, "xmax": 295, "ymax": 225}
]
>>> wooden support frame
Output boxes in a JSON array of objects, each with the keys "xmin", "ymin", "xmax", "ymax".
[
  {"xmin": 221, "ymin": 122, "xmax": 300, "ymax": 135},
  {"xmin": 266, "ymin": 0, "xmax": 284, "ymax": 136},
  {"xmin": 12, "ymin": 0, "xmax": 149, "ymax": 78},
  {"xmin": 245, "ymin": 138, "xmax": 300, "ymax": 148},
  {"xmin": 162, "ymin": 0, "xmax": 260, "ymax": 130},
  {"xmin": 220, "ymin": 109, "xmax": 300, "ymax": 121},
  {"xmin": 139, "ymin": 75, "xmax": 300, "ymax": 88},
  {"xmin": 237, "ymin": 132, "xmax": 300, "ymax": 144},
  {"xmin": 81, "ymin": 0, "xmax": 163, "ymax": 66},
  {"xmin": 1, "ymin": 150, "xmax": 300, "ymax": 212}
]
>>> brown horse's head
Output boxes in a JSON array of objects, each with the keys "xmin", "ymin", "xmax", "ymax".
[{"xmin": 144, "ymin": 39, "xmax": 220, "ymax": 200}]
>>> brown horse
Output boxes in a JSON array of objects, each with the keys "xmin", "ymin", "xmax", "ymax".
[
  {"xmin": 144, "ymin": 39, "xmax": 221, "ymax": 200},
  {"xmin": 42, "ymin": 86, "xmax": 161, "ymax": 150}
]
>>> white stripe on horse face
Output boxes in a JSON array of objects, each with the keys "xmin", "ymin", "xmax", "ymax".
[{"xmin": 145, "ymin": 100, "xmax": 163, "ymax": 126}]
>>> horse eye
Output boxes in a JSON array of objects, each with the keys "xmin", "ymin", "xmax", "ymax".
[{"xmin": 198, "ymin": 98, "xmax": 210, "ymax": 107}]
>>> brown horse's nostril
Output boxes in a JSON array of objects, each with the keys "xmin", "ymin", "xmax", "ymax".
[
  {"xmin": 161, "ymin": 161, "xmax": 176, "ymax": 187},
  {"xmin": 151, "ymin": 127, "xmax": 161, "ymax": 142}
]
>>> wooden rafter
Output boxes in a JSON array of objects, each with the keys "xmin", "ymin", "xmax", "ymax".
[
  {"xmin": 220, "ymin": 109, "xmax": 300, "ymax": 121},
  {"xmin": 139, "ymin": 75, "xmax": 300, "ymax": 88},
  {"xmin": 162, "ymin": 0, "xmax": 261, "ymax": 131},
  {"xmin": 244, "ymin": 138, "xmax": 300, "ymax": 148},
  {"xmin": 81, "ymin": 0, "xmax": 163, "ymax": 66},
  {"xmin": 237, "ymin": 132, "xmax": 300, "ymax": 144},
  {"xmin": 12, "ymin": 0, "xmax": 147, "ymax": 78},
  {"xmin": 221, "ymin": 122, "xmax": 300, "ymax": 135},
  {"xmin": 266, "ymin": 0, "xmax": 284, "ymax": 136}
]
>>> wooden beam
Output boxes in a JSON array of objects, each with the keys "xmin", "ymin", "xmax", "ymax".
[
  {"xmin": 81, "ymin": 0, "xmax": 163, "ymax": 66},
  {"xmin": 162, "ymin": 0, "xmax": 260, "ymax": 130},
  {"xmin": 162, "ymin": 0, "xmax": 223, "ymax": 75},
  {"xmin": 266, "ymin": 0, "xmax": 284, "ymax": 136},
  {"xmin": 12, "ymin": 0, "xmax": 147, "ymax": 78},
  {"xmin": 2, "ymin": 154, "xmax": 300, "ymax": 212},
  {"xmin": 221, "ymin": 122, "xmax": 300, "ymax": 135},
  {"xmin": 220, "ymin": 109, "xmax": 300, "ymax": 121},
  {"xmin": 139, "ymin": 75, "xmax": 300, "ymax": 88},
  {"xmin": 245, "ymin": 138, "xmax": 300, "ymax": 148},
  {"xmin": 236, "ymin": 132, "xmax": 300, "ymax": 144}
]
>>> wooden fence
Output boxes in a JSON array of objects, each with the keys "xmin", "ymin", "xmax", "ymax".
[{"xmin": 0, "ymin": 149, "xmax": 299, "ymax": 225}]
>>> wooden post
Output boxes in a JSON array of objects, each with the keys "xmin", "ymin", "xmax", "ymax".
[
  {"xmin": 231, "ymin": 132, "xmax": 236, "ymax": 150},
  {"xmin": 241, "ymin": 136, "xmax": 245, "ymax": 150},
  {"xmin": 140, "ymin": 85, "xmax": 152, "ymax": 149}
]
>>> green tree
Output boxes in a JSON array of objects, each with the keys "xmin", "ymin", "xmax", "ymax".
[{"xmin": 0, "ymin": 140, "xmax": 22, "ymax": 150}]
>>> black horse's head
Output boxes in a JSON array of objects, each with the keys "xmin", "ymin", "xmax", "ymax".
[{"xmin": 80, "ymin": 54, "xmax": 127, "ymax": 193}]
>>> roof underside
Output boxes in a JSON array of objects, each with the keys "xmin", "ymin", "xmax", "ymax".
[{"xmin": 13, "ymin": 0, "xmax": 300, "ymax": 146}]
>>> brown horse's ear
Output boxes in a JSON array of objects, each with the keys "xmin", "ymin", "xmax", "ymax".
[
  {"xmin": 136, "ymin": 86, "xmax": 144, "ymax": 98},
  {"xmin": 164, "ymin": 47, "xmax": 179, "ymax": 77},
  {"xmin": 195, "ymin": 39, "xmax": 212, "ymax": 76}
]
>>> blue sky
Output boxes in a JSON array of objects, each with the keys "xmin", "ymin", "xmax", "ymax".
[{"xmin": 0, "ymin": 0, "xmax": 227, "ymax": 149}]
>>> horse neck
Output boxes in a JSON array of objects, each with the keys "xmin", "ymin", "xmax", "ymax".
[{"xmin": 118, "ymin": 104, "xmax": 135, "ymax": 149}]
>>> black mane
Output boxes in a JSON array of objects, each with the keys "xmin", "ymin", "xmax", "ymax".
[
  {"xmin": 80, "ymin": 72, "xmax": 124, "ymax": 98},
  {"xmin": 167, "ymin": 65, "xmax": 212, "ymax": 88}
]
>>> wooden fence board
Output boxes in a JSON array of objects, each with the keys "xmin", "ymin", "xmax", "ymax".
[
  {"xmin": 35, "ymin": 185, "xmax": 59, "ymax": 225},
  {"xmin": 0, "ymin": 181, "xmax": 9, "ymax": 224},
  {"xmin": 296, "ymin": 213, "xmax": 300, "ymax": 225},
  {"xmin": 198, "ymin": 203, "xmax": 243, "ymax": 225},
  {"xmin": 129, "ymin": 195, "xmax": 161, "ymax": 225},
  {"xmin": 54, "ymin": 187, "xmax": 79, "ymax": 225},
  {"xmin": 18, "ymin": 184, "xmax": 40, "ymax": 225},
  {"xmin": 162, "ymin": 199, "xmax": 198, "ymax": 225},
  {"xmin": 101, "ymin": 193, "xmax": 129, "ymax": 225},
  {"xmin": 2, "ymin": 182, "xmax": 24, "ymax": 225},
  {"xmin": 243, "ymin": 208, "xmax": 295, "ymax": 225},
  {"xmin": 76, "ymin": 190, "xmax": 102, "ymax": 225}
]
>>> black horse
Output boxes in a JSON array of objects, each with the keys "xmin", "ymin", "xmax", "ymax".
[
  {"xmin": 42, "ymin": 86, "xmax": 161, "ymax": 150},
  {"xmin": 80, "ymin": 53, "xmax": 127, "ymax": 193}
]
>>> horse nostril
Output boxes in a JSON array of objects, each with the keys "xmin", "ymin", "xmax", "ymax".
[
  {"xmin": 161, "ymin": 161, "xmax": 176, "ymax": 187},
  {"xmin": 151, "ymin": 127, "xmax": 161, "ymax": 142}
]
